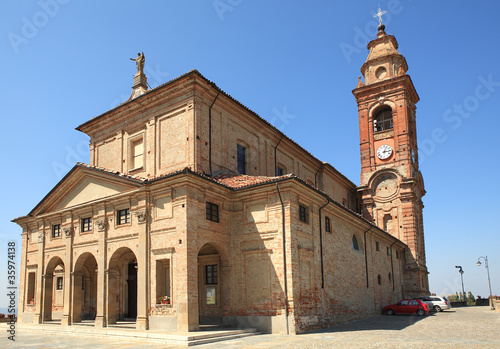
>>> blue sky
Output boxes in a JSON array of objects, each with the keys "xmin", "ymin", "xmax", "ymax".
[{"xmin": 1, "ymin": 1, "xmax": 499, "ymax": 309}]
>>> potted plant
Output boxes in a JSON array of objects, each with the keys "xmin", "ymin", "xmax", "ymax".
[
  {"xmin": 28, "ymin": 298, "xmax": 34, "ymax": 305},
  {"xmin": 158, "ymin": 296, "xmax": 170, "ymax": 305}
]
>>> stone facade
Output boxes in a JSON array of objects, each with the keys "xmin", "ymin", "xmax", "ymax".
[{"xmin": 13, "ymin": 27, "xmax": 428, "ymax": 334}]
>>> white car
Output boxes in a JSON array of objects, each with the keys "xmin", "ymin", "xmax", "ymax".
[{"xmin": 418, "ymin": 296, "xmax": 451, "ymax": 312}]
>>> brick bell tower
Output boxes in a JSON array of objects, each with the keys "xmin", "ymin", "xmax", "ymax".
[{"xmin": 352, "ymin": 15, "xmax": 429, "ymax": 297}]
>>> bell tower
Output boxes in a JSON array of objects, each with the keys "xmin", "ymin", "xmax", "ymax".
[{"xmin": 352, "ymin": 14, "xmax": 429, "ymax": 297}]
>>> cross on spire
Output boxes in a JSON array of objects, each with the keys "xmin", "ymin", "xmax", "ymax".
[{"xmin": 373, "ymin": 5, "xmax": 387, "ymax": 25}]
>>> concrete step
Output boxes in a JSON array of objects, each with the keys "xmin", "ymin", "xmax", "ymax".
[{"xmin": 9, "ymin": 323, "xmax": 259, "ymax": 346}]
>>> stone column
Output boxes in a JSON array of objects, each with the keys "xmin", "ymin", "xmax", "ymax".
[
  {"xmin": 135, "ymin": 208, "xmax": 149, "ymax": 330},
  {"xmin": 33, "ymin": 229, "xmax": 45, "ymax": 324},
  {"xmin": 71, "ymin": 272, "xmax": 83, "ymax": 323},
  {"xmin": 176, "ymin": 245, "xmax": 199, "ymax": 332},
  {"xmin": 94, "ymin": 215, "xmax": 107, "ymax": 327},
  {"xmin": 106, "ymin": 268, "xmax": 118, "ymax": 325},
  {"xmin": 61, "ymin": 226, "xmax": 74, "ymax": 326},
  {"xmin": 42, "ymin": 275, "xmax": 53, "ymax": 321},
  {"xmin": 177, "ymin": 197, "xmax": 198, "ymax": 332}
]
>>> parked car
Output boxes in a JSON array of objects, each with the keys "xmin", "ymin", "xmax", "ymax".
[
  {"xmin": 383, "ymin": 299, "xmax": 429, "ymax": 316},
  {"xmin": 418, "ymin": 296, "xmax": 451, "ymax": 312}
]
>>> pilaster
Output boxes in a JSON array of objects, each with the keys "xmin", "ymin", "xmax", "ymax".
[
  {"xmin": 18, "ymin": 228, "xmax": 29, "ymax": 323},
  {"xmin": 135, "ymin": 204, "xmax": 149, "ymax": 330},
  {"xmin": 61, "ymin": 225, "xmax": 74, "ymax": 326},
  {"xmin": 94, "ymin": 209, "xmax": 108, "ymax": 327},
  {"xmin": 33, "ymin": 226, "xmax": 45, "ymax": 324}
]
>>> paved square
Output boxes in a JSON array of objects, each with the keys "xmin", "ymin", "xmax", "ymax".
[{"xmin": 4, "ymin": 307, "xmax": 499, "ymax": 348}]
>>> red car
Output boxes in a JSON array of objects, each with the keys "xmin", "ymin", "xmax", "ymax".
[{"xmin": 383, "ymin": 299, "xmax": 429, "ymax": 316}]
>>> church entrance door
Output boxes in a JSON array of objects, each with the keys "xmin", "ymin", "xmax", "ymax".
[{"xmin": 197, "ymin": 243, "xmax": 222, "ymax": 325}]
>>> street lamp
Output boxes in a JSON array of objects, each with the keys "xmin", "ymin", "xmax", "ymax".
[
  {"xmin": 477, "ymin": 256, "xmax": 494, "ymax": 310},
  {"xmin": 455, "ymin": 266, "xmax": 466, "ymax": 305}
]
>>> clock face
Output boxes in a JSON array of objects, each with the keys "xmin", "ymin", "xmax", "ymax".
[{"xmin": 376, "ymin": 144, "xmax": 393, "ymax": 160}]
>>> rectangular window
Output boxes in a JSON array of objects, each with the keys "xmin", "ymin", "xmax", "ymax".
[
  {"xmin": 277, "ymin": 166, "xmax": 286, "ymax": 176},
  {"xmin": 206, "ymin": 202, "xmax": 219, "ymax": 222},
  {"xmin": 396, "ymin": 250, "xmax": 399, "ymax": 259},
  {"xmin": 27, "ymin": 272, "xmax": 35, "ymax": 304},
  {"xmin": 52, "ymin": 224, "xmax": 61, "ymax": 238},
  {"xmin": 325, "ymin": 217, "xmax": 331, "ymax": 232},
  {"xmin": 117, "ymin": 208, "xmax": 130, "ymax": 225},
  {"xmin": 56, "ymin": 277, "xmax": 63, "ymax": 290},
  {"xmin": 82, "ymin": 275, "xmax": 85, "ymax": 290},
  {"xmin": 81, "ymin": 217, "xmax": 92, "ymax": 232},
  {"xmin": 376, "ymin": 241, "xmax": 380, "ymax": 251},
  {"xmin": 237, "ymin": 144, "xmax": 246, "ymax": 174},
  {"xmin": 299, "ymin": 204, "xmax": 308, "ymax": 223},
  {"xmin": 155, "ymin": 259, "xmax": 171, "ymax": 304},
  {"xmin": 205, "ymin": 264, "xmax": 218, "ymax": 285},
  {"xmin": 387, "ymin": 246, "xmax": 390, "ymax": 256},
  {"xmin": 131, "ymin": 137, "xmax": 144, "ymax": 169}
]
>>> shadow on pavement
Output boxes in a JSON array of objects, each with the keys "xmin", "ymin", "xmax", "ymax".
[{"xmin": 306, "ymin": 313, "xmax": 437, "ymax": 334}]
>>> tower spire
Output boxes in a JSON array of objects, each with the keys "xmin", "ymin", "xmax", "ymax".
[{"xmin": 373, "ymin": 6, "xmax": 387, "ymax": 35}]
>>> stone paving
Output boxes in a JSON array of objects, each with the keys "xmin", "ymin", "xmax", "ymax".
[{"xmin": 3, "ymin": 307, "xmax": 499, "ymax": 348}]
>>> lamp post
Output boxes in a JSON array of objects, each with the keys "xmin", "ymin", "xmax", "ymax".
[
  {"xmin": 477, "ymin": 256, "xmax": 494, "ymax": 310},
  {"xmin": 455, "ymin": 266, "xmax": 466, "ymax": 306}
]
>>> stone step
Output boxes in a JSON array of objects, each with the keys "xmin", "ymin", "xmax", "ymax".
[{"xmin": 10, "ymin": 323, "xmax": 259, "ymax": 346}]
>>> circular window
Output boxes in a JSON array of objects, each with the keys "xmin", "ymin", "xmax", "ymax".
[{"xmin": 375, "ymin": 66, "xmax": 387, "ymax": 80}]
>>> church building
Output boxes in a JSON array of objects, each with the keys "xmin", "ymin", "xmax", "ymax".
[{"xmin": 13, "ymin": 23, "xmax": 429, "ymax": 334}]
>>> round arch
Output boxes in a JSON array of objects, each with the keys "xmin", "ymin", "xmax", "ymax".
[
  {"xmin": 43, "ymin": 256, "xmax": 65, "ymax": 322},
  {"xmin": 72, "ymin": 252, "xmax": 98, "ymax": 322},
  {"xmin": 107, "ymin": 247, "xmax": 138, "ymax": 323},
  {"xmin": 197, "ymin": 242, "xmax": 229, "ymax": 325}
]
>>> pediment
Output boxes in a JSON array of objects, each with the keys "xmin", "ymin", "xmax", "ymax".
[
  {"xmin": 54, "ymin": 176, "xmax": 135, "ymax": 210},
  {"xmin": 30, "ymin": 165, "xmax": 143, "ymax": 216}
]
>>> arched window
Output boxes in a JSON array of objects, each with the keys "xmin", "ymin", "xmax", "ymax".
[
  {"xmin": 373, "ymin": 107, "xmax": 393, "ymax": 132},
  {"xmin": 351, "ymin": 234, "xmax": 360, "ymax": 251}
]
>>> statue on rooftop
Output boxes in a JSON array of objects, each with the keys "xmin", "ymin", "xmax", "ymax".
[{"xmin": 130, "ymin": 52, "xmax": 145, "ymax": 75}]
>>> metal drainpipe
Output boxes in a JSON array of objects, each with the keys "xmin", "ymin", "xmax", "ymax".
[
  {"xmin": 274, "ymin": 135, "xmax": 284, "ymax": 176},
  {"xmin": 390, "ymin": 240, "xmax": 397, "ymax": 291},
  {"xmin": 314, "ymin": 163, "xmax": 325, "ymax": 188},
  {"xmin": 319, "ymin": 200, "xmax": 329, "ymax": 289},
  {"xmin": 276, "ymin": 182, "xmax": 289, "ymax": 335},
  {"xmin": 208, "ymin": 91, "xmax": 220, "ymax": 177},
  {"xmin": 363, "ymin": 225, "xmax": 373, "ymax": 288}
]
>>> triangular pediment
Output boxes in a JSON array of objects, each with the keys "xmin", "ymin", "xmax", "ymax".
[
  {"xmin": 54, "ymin": 176, "xmax": 136, "ymax": 210},
  {"xmin": 30, "ymin": 164, "xmax": 144, "ymax": 216}
]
